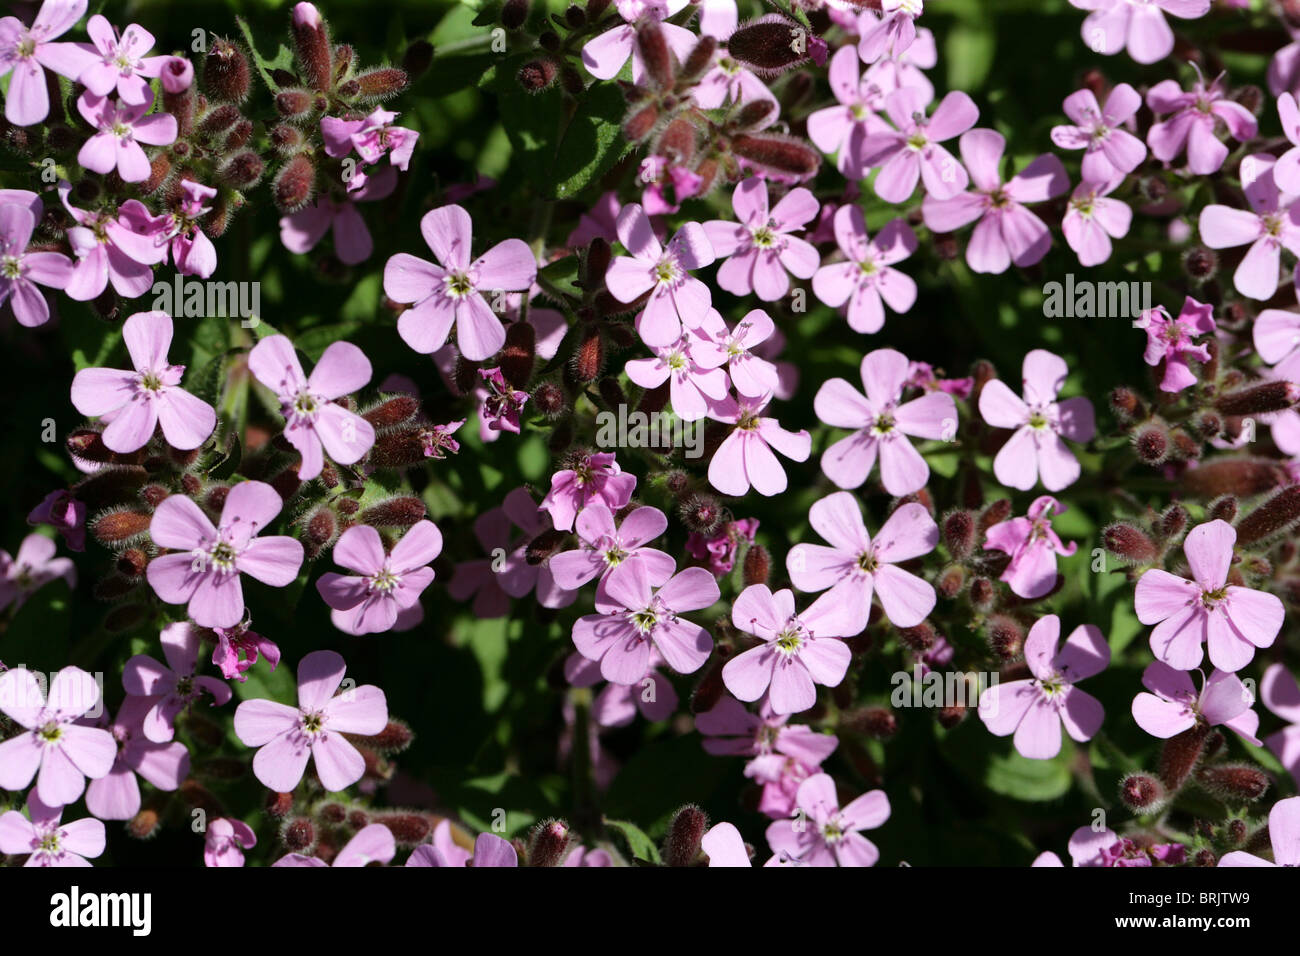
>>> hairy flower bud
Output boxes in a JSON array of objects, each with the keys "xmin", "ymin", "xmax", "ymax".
[
  {"xmin": 291, "ymin": 3, "xmax": 332, "ymax": 91},
  {"xmin": 1109, "ymin": 386, "xmax": 1145, "ymax": 423},
  {"xmin": 936, "ymin": 564, "xmax": 965, "ymax": 598},
  {"xmin": 941, "ymin": 509, "xmax": 976, "ymax": 559},
  {"xmin": 1208, "ymin": 495, "xmax": 1238, "ymax": 524},
  {"xmin": 572, "ymin": 328, "xmax": 604, "ymax": 383},
  {"xmin": 358, "ymin": 496, "xmax": 427, "ymax": 528},
  {"xmin": 663, "ymin": 805, "xmax": 708, "ymax": 867},
  {"xmin": 350, "ymin": 67, "xmax": 409, "ymax": 102},
  {"xmin": 1133, "ymin": 421, "xmax": 1170, "ymax": 465},
  {"xmin": 265, "ymin": 790, "xmax": 295, "ymax": 819},
  {"xmin": 273, "ymin": 154, "xmax": 316, "ymax": 212},
  {"xmin": 988, "ymin": 614, "xmax": 1025, "ymax": 661},
  {"xmin": 1215, "ymin": 381, "xmax": 1300, "ymax": 416},
  {"xmin": 1182, "ymin": 245, "xmax": 1218, "ymax": 280},
  {"xmin": 680, "ymin": 35, "xmax": 717, "ymax": 83},
  {"xmin": 219, "ymin": 150, "xmax": 264, "ymax": 189},
  {"xmin": 301, "ymin": 505, "xmax": 338, "ymax": 560},
  {"xmin": 742, "ymin": 543, "xmax": 770, "ymax": 586},
  {"xmin": 363, "ymin": 718, "xmax": 414, "ymax": 754},
  {"xmin": 1102, "ymin": 522, "xmax": 1158, "ymax": 564},
  {"xmin": 500, "ymin": 320, "xmax": 537, "ymax": 388},
  {"xmin": 206, "ymin": 38, "xmax": 251, "ymax": 103},
  {"xmin": 527, "ymin": 819, "xmax": 570, "ymax": 867},
  {"xmin": 275, "ymin": 87, "xmax": 317, "ymax": 121},
  {"xmin": 730, "ymin": 132, "xmax": 820, "ymax": 179},
  {"xmin": 281, "ymin": 816, "xmax": 316, "ymax": 852},
  {"xmin": 1234, "ymin": 485, "xmax": 1300, "ymax": 545},
  {"xmin": 969, "ymin": 575, "xmax": 994, "ymax": 611},
  {"xmin": 531, "ymin": 381, "xmax": 568, "ymax": 418},
  {"xmin": 517, "ymin": 58, "xmax": 558, "ymax": 92},
  {"xmin": 1119, "ymin": 772, "xmax": 1168, "ymax": 813},
  {"xmin": 1195, "ymin": 763, "xmax": 1270, "ymax": 802},
  {"xmin": 502, "ymin": 0, "xmax": 531, "ymax": 29},
  {"xmin": 525, "ymin": 528, "xmax": 569, "ymax": 565},
  {"xmin": 270, "ymin": 122, "xmax": 307, "ymax": 154},
  {"xmin": 1159, "ymin": 724, "xmax": 1211, "ymax": 791},
  {"xmin": 637, "ymin": 21, "xmax": 674, "ymax": 90},
  {"xmin": 362, "ymin": 395, "xmax": 421, "ymax": 428},
  {"xmin": 843, "ymin": 706, "xmax": 899, "ymax": 740},
  {"xmin": 679, "ymin": 494, "xmax": 722, "ymax": 534},
  {"xmin": 623, "ymin": 102, "xmax": 659, "ymax": 142},
  {"xmin": 727, "ymin": 15, "xmax": 810, "ymax": 76},
  {"xmin": 1181, "ymin": 458, "xmax": 1289, "ymax": 499},
  {"xmin": 93, "ymin": 508, "xmax": 152, "ymax": 545}
]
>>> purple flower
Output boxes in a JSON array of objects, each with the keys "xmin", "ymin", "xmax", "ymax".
[
  {"xmin": 1262, "ymin": 663, "xmax": 1300, "ymax": 786},
  {"xmin": 977, "ymin": 348, "xmax": 1095, "ymax": 492},
  {"xmin": 316, "ymin": 520, "xmax": 442, "ymax": 636},
  {"xmin": 1050, "ymin": 83, "xmax": 1146, "ymax": 181},
  {"xmin": 70, "ymin": 310, "xmax": 217, "ymax": 454},
  {"xmin": 60, "ymin": 181, "xmax": 169, "ymax": 300},
  {"xmin": 477, "ymin": 366, "xmax": 529, "ymax": 435},
  {"xmin": 922, "ymin": 129, "xmax": 1068, "ymax": 273},
  {"xmin": 1061, "ymin": 177, "xmax": 1132, "ymax": 267},
  {"xmin": 806, "ymin": 46, "xmax": 889, "ymax": 180},
  {"xmin": 123, "ymin": 622, "xmax": 233, "ymax": 743},
  {"xmin": 702, "ymin": 177, "xmax": 820, "ymax": 302},
  {"xmin": 0, "ymin": 665, "xmax": 116, "ymax": 806},
  {"xmin": 162, "ymin": 179, "xmax": 218, "ymax": 278},
  {"xmin": 984, "ymin": 496, "xmax": 1077, "ymax": 600},
  {"xmin": 786, "ymin": 492, "xmax": 937, "ymax": 636},
  {"xmin": 0, "ymin": 195, "xmax": 74, "ymax": 327},
  {"xmin": 1135, "ymin": 519, "xmax": 1284, "ymax": 672},
  {"xmin": 1198, "ymin": 153, "xmax": 1300, "ymax": 301},
  {"xmin": 1275, "ymin": 92, "xmax": 1300, "ymax": 194},
  {"xmin": 549, "ymin": 503, "xmax": 675, "ymax": 598},
  {"xmin": 541, "ymin": 451, "xmax": 637, "ymax": 532},
  {"xmin": 859, "ymin": 12, "xmax": 936, "ymax": 100},
  {"xmin": 691, "ymin": 308, "xmax": 780, "ymax": 399},
  {"xmin": 1147, "ymin": 70, "xmax": 1257, "ymax": 176},
  {"xmin": 83, "ymin": 696, "xmax": 189, "ymax": 821},
  {"xmin": 275, "ymin": 822, "xmax": 395, "ymax": 867},
  {"xmin": 572, "ymin": 564, "xmax": 719, "ymax": 683},
  {"xmin": 765, "ymin": 772, "xmax": 890, "ymax": 867},
  {"xmin": 812, "ymin": 207, "xmax": 917, "ymax": 334},
  {"xmin": 27, "ymin": 489, "xmax": 86, "ymax": 552},
  {"xmin": 0, "ymin": 0, "xmax": 95, "ymax": 126},
  {"xmin": 77, "ymin": 15, "xmax": 169, "ymax": 105},
  {"xmin": 860, "ymin": 87, "xmax": 978, "ymax": 203},
  {"xmin": 1071, "ymin": 0, "xmax": 1210, "ymax": 65},
  {"xmin": 406, "ymin": 829, "xmax": 517, "ymax": 867},
  {"xmin": 233, "ymin": 650, "xmax": 388, "ymax": 793},
  {"xmin": 203, "ymin": 817, "xmax": 256, "ymax": 867},
  {"xmin": 978, "ymin": 614, "xmax": 1108, "ymax": 760},
  {"xmin": 76, "ymin": 89, "xmax": 177, "ymax": 183},
  {"xmin": 248, "ymin": 334, "xmax": 376, "ymax": 480},
  {"xmin": 0, "ymin": 791, "xmax": 105, "ymax": 867},
  {"xmin": 686, "ymin": 517, "xmax": 758, "ymax": 576},
  {"xmin": 0, "ymin": 532, "xmax": 76, "ymax": 613},
  {"xmin": 280, "ymin": 163, "xmax": 397, "ymax": 266},
  {"xmin": 1219, "ymin": 796, "xmax": 1300, "ymax": 867},
  {"xmin": 701, "ymin": 821, "xmax": 751, "ymax": 867},
  {"xmin": 320, "ymin": 108, "xmax": 418, "ymax": 192},
  {"xmin": 1137, "ymin": 296, "xmax": 1215, "ymax": 393},
  {"xmin": 859, "ymin": 0, "xmax": 924, "ymax": 63},
  {"xmin": 210, "ymin": 621, "xmax": 280, "ymax": 683},
  {"xmin": 707, "ymin": 393, "xmax": 811, "ymax": 497},
  {"xmin": 580, "ymin": 0, "xmax": 695, "ymax": 82},
  {"xmin": 625, "ymin": 327, "xmax": 729, "ymax": 422},
  {"xmin": 1132, "ymin": 661, "xmax": 1260, "ymax": 743},
  {"xmin": 383, "ymin": 202, "xmax": 537, "ymax": 360},
  {"xmin": 145, "ymin": 481, "xmax": 305, "ymax": 629},
  {"xmin": 814, "ymin": 346, "xmax": 957, "ymax": 495}
]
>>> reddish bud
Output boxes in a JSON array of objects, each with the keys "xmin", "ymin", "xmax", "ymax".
[
  {"xmin": 531, "ymin": 381, "xmax": 568, "ymax": 418},
  {"xmin": 219, "ymin": 150, "xmax": 264, "ymax": 189},
  {"xmin": 988, "ymin": 614, "xmax": 1025, "ymax": 661},
  {"xmin": 502, "ymin": 0, "xmax": 530, "ymax": 29},
  {"xmin": 936, "ymin": 564, "xmax": 965, "ymax": 598},
  {"xmin": 527, "ymin": 819, "xmax": 571, "ymax": 867},
  {"xmin": 273, "ymin": 154, "xmax": 316, "ymax": 212},
  {"xmin": 500, "ymin": 320, "xmax": 537, "ymax": 388},
  {"xmin": 1181, "ymin": 458, "xmax": 1289, "ymax": 499},
  {"xmin": 525, "ymin": 528, "xmax": 569, "ymax": 565},
  {"xmin": 679, "ymin": 494, "xmax": 722, "ymax": 534},
  {"xmin": 362, "ymin": 395, "xmax": 420, "ymax": 428},
  {"xmin": 1196, "ymin": 763, "xmax": 1270, "ymax": 802},
  {"xmin": 636, "ymin": 22, "xmax": 674, "ymax": 90},
  {"xmin": 1216, "ymin": 381, "xmax": 1300, "ymax": 416},
  {"xmin": 844, "ymin": 706, "xmax": 898, "ymax": 740},
  {"xmin": 730, "ymin": 133, "xmax": 820, "ymax": 179},
  {"xmin": 727, "ymin": 16, "xmax": 810, "ymax": 76},
  {"xmin": 572, "ymin": 328, "xmax": 604, "ymax": 383},
  {"xmin": 281, "ymin": 817, "xmax": 316, "ymax": 851},
  {"xmin": 1133, "ymin": 421, "xmax": 1170, "ymax": 465},
  {"xmin": 302, "ymin": 506, "xmax": 338, "ymax": 560},
  {"xmin": 206, "ymin": 38, "xmax": 251, "ymax": 103},
  {"xmin": 1159, "ymin": 724, "xmax": 1211, "ymax": 790},
  {"xmin": 742, "ymin": 544, "xmax": 770, "ymax": 586},
  {"xmin": 93, "ymin": 508, "xmax": 152, "ymax": 544},
  {"xmin": 518, "ymin": 58, "xmax": 558, "ymax": 92},
  {"xmin": 1119, "ymin": 772, "xmax": 1168, "ymax": 813},
  {"xmin": 1235, "ymin": 485, "xmax": 1300, "ymax": 545},
  {"xmin": 623, "ymin": 102, "xmax": 659, "ymax": 142},
  {"xmin": 941, "ymin": 509, "xmax": 976, "ymax": 558},
  {"xmin": 275, "ymin": 88, "xmax": 317, "ymax": 121},
  {"xmin": 358, "ymin": 496, "xmax": 427, "ymax": 528},
  {"xmin": 1102, "ymin": 522, "xmax": 1158, "ymax": 564},
  {"xmin": 663, "ymin": 805, "xmax": 708, "ymax": 867},
  {"xmin": 1109, "ymin": 386, "xmax": 1144, "ymax": 423},
  {"xmin": 291, "ymin": 4, "xmax": 332, "ymax": 91},
  {"xmin": 350, "ymin": 67, "xmax": 409, "ymax": 102}
]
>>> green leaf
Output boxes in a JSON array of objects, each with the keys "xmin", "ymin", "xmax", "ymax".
[
  {"xmin": 984, "ymin": 745, "xmax": 1073, "ymax": 801},
  {"xmin": 550, "ymin": 83, "xmax": 635, "ymax": 200},
  {"xmin": 603, "ymin": 817, "xmax": 662, "ymax": 864},
  {"xmin": 236, "ymin": 16, "xmax": 295, "ymax": 92}
]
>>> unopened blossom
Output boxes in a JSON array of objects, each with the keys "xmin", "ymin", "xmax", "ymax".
[
  {"xmin": 234, "ymin": 649, "xmax": 388, "ymax": 793},
  {"xmin": 0, "ymin": 198, "xmax": 74, "ymax": 327},
  {"xmin": 0, "ymin": 0, "xmax": 95, "ymax": 125},
  {"xmin": 1132, "ymin": 661, "xmax": 1260, "ymax": 743},
  {"xmin": 814, "ymin": 346, "xmax": 957, "ymax": 494},
  {"xmin": 1138, "ymin": 296, "xmax": 1215, "ymax": 393},
  {"xmin": 625, "ymin": 328, "xmax": 728, "ymax": 422},
  {"xmin": 765, "ymin": 772, "xmax": 890, "ymax": 867},
  {"xmin": 977, "ymin": 348, "xmax": 1096, "ymax": 492},
  {"xmin": 248, "ymin": 334, "xmax": 376, "ymax": 480},
  {"xmin": 77, "ymin": 15, "xmax": 170, "ymax": 105},
  {"xmin": 807, "ymin": 45, "xmax": 889, "ymax": 179},
  {"xmin": 692, "ymin": 52, "xmax": 778, "ymax": 122},
  {"xmin": 60, "ymin": 182, "xmax": 169, "ymax": 300},
  {"xmin": 572, "ymin": 564, "xmax": 720, "ymax": 683},
  {"xmin": 861, "ymin": 87, "xmax": 978, "ymax": 202},
  {"xmin": 157, "ymin": 54, "xmax": 192, "ymax": 93},
  {"xmin": 407, "ymin": 830, "xmax": 517, "ymax": 867},
  {"xmin": 1061, "ymin": 177, "xmax": 1132, "ymax": 267},
  {"xmin": 76, "ymin": 89, "xmax": 177, "ymax": 183},
  {"xmin": 0, "ymin": 792, "xmax": 105, "ymax": 867},
  {"xmin": 580, "ymin": 0, "xmax": 696, "ymax": 82},
  {"xmin": 977, "ymin": 615, "xmax": 1109, "ymax": 760},
  {"xmin": 922, "ymin": 129, "xmax": 1069, "ymax": 274},
  {"xmin": 542, "ymin": 451, "xmax": 637, "ymax": 532},
  {"xmin": 1262, "ymin": 663, "xmax": 1300, "ymax": 786},
  {"xmin": 1135, "ymin": 520, "xmax": 1283, "ymax": 671},
  {"xmin": 204, "ymin": 817, "xmax": 257, "ymax": 867},
  {"xmin": 549, "ymin": 503, "xmax": 675, "ymax": 598},
  {"xmin": 564, "ymin": 651, "xmax": 678, "ymax": 726},
  {"xmin": 70, "ymin": 310, "xmax": 216, "ymax": 454},
  {"xmin": 691, "ymin": 309, "xmax": 780, "ymax": 399},
  {"xmin": 1071, "ymin": 0, "xmax": 1211, "ymax": 65},
  {"xmin": 1, "ymin": 533, "xmax": 77, "ymax": 614},
  {"xmin": 702, "ymin": 822, "xmax": 751, "ymax": 867},
  {"xmin": 706, "ymin": 393, "xmax": 811, "ymax": 497},
  {"xmin": 146, "ymin": 480, "xmax": 305, "ymax": 629},
  {"xmin": 275, "ymin": 823, "xmax": 395, "ymax": 867},
  {"xmin": 786, "ymin": 492, "xmax": 938, "ymax": 635},
  {"xmin": 984, "ymin": 496, "xmax": 1077, "ymax": 600},
  {"xmin": 123, "ymin": 622, "xmax": 233, "ymax": 743},
  {"xmin": 1146, "ymin": 70, "xmax": 1257, "ymax": 176},
  {"xmin": 906, "ymin": 360, "xmax": 973, "ymax": 399},
  {"xmin": 724, "ymin": 584, "xmax": 853, "ymax": 715},
  {"xmin": 812, "ymin": 207, "xmax": 917, "ymax": 334},
  {"xmin": 702, "ymin": 178, "xmax": 820, "ymax": 302},
  {"xmin": 83, "ymin": 696, "xmax": 188, "ymax": 821},
  {"xmin": 605, "ymin": 203, "xmax": 716, "ymax": 349},
  {"xmin": 1198, "ymin": 154, "xmax": 1300, "ymax": 301},
  {"xmin": 162, "ymin": 180, "xmax": 218, "ymax": 279},
  {"xmin": 27, "ymin": 490, "xmax": 85, "ymax": 552},
  {"xmin": 316, "ymin": 520, "xmax": 441, "ymax": 636},
  {"xmin": 1219, "ymin": 796, "xmax": 1300, "ymax": 867},
  {"xmin": 280, "ymin": 163, "xmax": 397, "ymax": 266},
  {"xmin": 1050, "ymin": 83, "xmax": 1146, "ymax": 181},
  {"xmin": 384, "ymin": 201, "xmax": 536, "ymax": 360},
  {"xmin": 211, "ymin": 621, "xmax": 280, "ymax": 683},
  {"xmin": 686, "ymin": 517, "xmax": 758, "ymax": 576},
  {"xmin": 0, "ymin": 665, "xmax": 116, "ymax": 806}
]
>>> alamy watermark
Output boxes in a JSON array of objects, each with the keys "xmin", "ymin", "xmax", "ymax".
[
  {"xmin": 151, "ymin": 276, "xmax": 260, "ymax": 327},
  {"xmin": 595, "ymin": 404, "xmax": 703, "ymax": 459},
  {"xmin": 1042, "ymin": 274, "xmax": 1152, "ymax": 320}
]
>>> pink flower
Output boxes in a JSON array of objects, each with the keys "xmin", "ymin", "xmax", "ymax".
[
  {"xmin": 0, "ymin": 195, "xmax": 74, "ymax": 327},
  {"xmin": 541, "ymin": 450, "xmax": 636, "ymax": 531},
  {"xmin": 0, "ymin": 665, "xmax": 116, "ymax": 806},
  {"xmin": 248, "ymin": 334, "xmax": 376, "ymax": 480},
  {"xmin": 806, "ymin": 45, "xmax": 890, "ymax": 179},
  {"xmin": 686, "ymin": 517, "xmax": 758, "ymax": 576},
  {"xmin": 977, "ymin": 348, "xmax": 1095, "ymax": 492},
  {"xmin": 83, "ymin": 696, "xmax": 188, "ymax": 821},
  {"xmin": 580, "ymin": 0, "xmax": 695, "ymax": 82},
  {"xmin": 814, "ymin": 347, "xmax": 957, "ymax": 495},
  {"xmin": 1061, "ymin": 177, "xmax": 1132, "ymax": 266},
  {"xmin": 162, "ymin": 179, "xmax": 218, "ymax": 279},
  {"xmin": 1135, "ymin": 519, "xmax": 1284, "ymax": 671},
  {"xmin": 812, "ymin": 207, "xmax": 918, "ymax": 334},
  {"xmin": 724, "ymin": 584, "xmax": 853, "ymax": 715},
  {"xmin": 316, "ymin": 521, "xmax": 441, "ymax": 636},
  {"xmin": 280, "ymin": 163, "xmax": 397, "ymax": 266},
  {"xmin": 701, "ymin": 822, "xmax": 751, "ymax": 866},
  {"xmin": 572, "ymin": 564, "xmax": 719, "ymax": 683},
  {"xmin": 0, "ymin": 0, "xmax": 95, "ymax": 126},
  {"xmin": 549, "ymin": 503, "xmax": 675, "ymax": 597},
  {"xmin": 146, "ymin": 481, "xmax": 305, "ymax": 629},
  {"xmin": 1262, "ymin": 663, "xmax": 1300, "ymax": 786},
  {"xmin": 691, "ymin": 308, "xmax": 780, "ymax": 399},
  {"xmin": 1146, "ymin": 70, "xmax": 1257, "ymax": 176},
  {"xmin": 1, "ymin": 533, "xmax": 76, "ymax": 614},
  {"xmin": 1254, "ymin": 273, "xmax": 1300, "ymax": 382},
  {"xmin": 407, "ymin": 829, "xmax": 517, "ymax": 867},
  {"xmin": 76, "ymin": 89, "xmax": 177, "ymax": 183},
  {"xmin": 977, "ymin": 614, "xmax": 1108, "ymax": 759},
  {"xmin": 1275, "ymin": 92, "xmax": 1300, "ymax": 194},
  {"xmin": 1138, "ymin": 296, "xmax": 1215, "ymax": 393},
  {"xmin": 1197, "ymin": 154, "xmax": 1300, "ymax": 301},
  {"xmin": 123, "ymin": 622, "xmax": 233, "ymax": 743},
  {"xmin": 564, "ymin": 650, "xmax": 678, "ymax": 726},
  {"xmin": 707, "ymin": 393, "xmax": 811, "ymax": 497},
  {"xmin": 984, "ymin": 496, "xmax": 1077, "ymax": 600},
  {"xmin": 624, "ymin": 327, "xmax": 729, "ymax": 421},
  {"xmin": 697, "ymin": 0, "xmax": 738, "ymax": 39},
  {"xmin": 702, "ymin": 177, "xmax": 819, "ymax": 302},
  {"xmin": 70, "ymin": 310, "xmax": 217, "ymax": 454},
  {"xmin": 860, "ymin": 0, "xmax": 924, "ymax": 62},
  {"xmin": 922, "ymin": 129, "xmax": 1068, "ymax": 274},
  {"xmin": 477, "ymin": 366, "xmax": 529, "ymax": 434},
  {"xmin": 234, "ymin": 649, "xmax": 388, "ymax": 793},
  {"xmin": 27, "ymin": 489, "xmax": 86, "ymax": 552},
  {"xmin": 406, "ymin": 820, "xmax": 470, "ymax": 867},
  {"xmin": 77, "ymin": 15, "xmax": 169, "ymax": 105},
  {"xmin": 276, "ymin": 822, "xmax": 395, "ymax": 867},
  {"xmin": 1132, "ymin": 661, "xmax": 1260, "ymax": 743},
  {"xmin": 765, "ymin": 772, "xmax": 890, "ymax": 867},
  {"xmin": 861, "ymin": 87, "xmax": 978, "ymax": 203},
  {"xmin": 320, "ymin": 108, "xmax": 418, "ymax": 190},
  {"xmin": 860, "ymin": 15, "xmax": 937, "ymax": 100},
  {"xmin": 1050, "ymin": 83, "xmax": 1146, "ymax": 181},
  {"xmin": 211, "ymin": 621, "xmax": 280, "ymax": 683},
  {"xmin": 692, "ymin": 53, "xmax": 777, "ymax": 125},
  {"xmin": 204, "ymin": 817, "xmax": 257, "ymax": 867},
  {"xmin": 1219, "ymin": 796, "xmax": 1300, "ymax": 867},
  {"xmin": 786, "ymin": 492, "xmax": 937, "ymax": 635},
  {"xmin": 1065, "ymin": 826, "xmax": 1184, "ymax": 867},
  {"xmin": 157, "ymin": 55, "xmax": 192, "ymax": 93},
  {"xmin": 384, "ymin": 202, "xmax": 536, "ymax": 360},
  {"xmin": 60, "ymin": 181, "xmax": 169, "ymax": 300},
  {"xmin": 567, "ymin": 191, "xmax": 622, "ymax": 248},
  {"xmin": 0, "ymin": 791, "xmax": 104, "ymax": 866},
  {"xmin": 1071, "ymin": 0, "xmax": 1210, "ymax": 65},
  {"xmin": 605, "ymin": 202, "xmax": 716, "ymax": 349}
]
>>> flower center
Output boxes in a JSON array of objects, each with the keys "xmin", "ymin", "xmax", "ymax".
[
  {"xmin": 1201, "ymin": 586, "xmax": 1227, "ymax": 610},
  {"xmin": 302, "ymin": 710, "xmax": 325, "ymax": 735},
  {"xmin": 856, "ymin": 550, "xmax": 878, "ymax": 573},
  {"xmin": 655, "ymin": 258, "xmax": 681, "ymax": 284},
  {"xmin": 293, "ymin": 391, "xmax": 319, "ymax": 416},
  {"xmin": 751, "ymin": 225, "xmax": 777, "ymax": 248},
  {"xmin": 775, "ymin": 626, "xmax": 803, "ymax": 655},
  {"xmin": 631, "ymin": 607, "xmax": 659, "ymax": 633},
  {"xmin": 369, "ymin": 566, "xmax": 400, "ymax": 593},
  {"xmin": 38, "ymin": 721, "xmax": 62, "ymax": 743},
  {"xmin": 1, "ymin": 255, "xmax": 20, "ymax": 279},
  {"xmin": 445, "ymin": 271, "xmax": 474, "ymax": 298},
  {"xmin": 140, "ymin": 370, "xmax": 164, "ymax": 392},
  {"xmin": 871, "ymin": 411, "xmax": 896, "ymax": 435},
  {"xmin": 209, "ymin": 540, "xmax": 238, "ymax": 573},
  {"xmin": 38, "ymin": 831, "xmax": 61, "ymax": 854}
]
